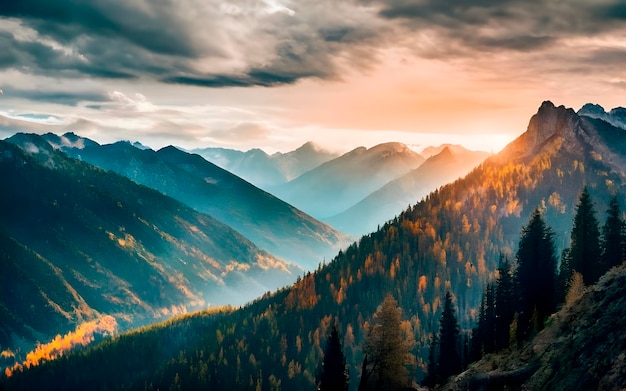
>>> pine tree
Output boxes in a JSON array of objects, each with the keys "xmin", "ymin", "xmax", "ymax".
[
  {"xmin": 568, "ymin": 187, "xmax": 601, "ymax": 285},
  {"xmin": 437, "ymin": 291, "xmax": 461, "ymax": 383},
  {"xmin": 424, "ymin": 334, "xmax": 439, "ymax": 387},
  {"xmin": 600, "ymin": 196, "xmax": 625, "ymax": 272},
  {"xmin": 515, "ymin": 208, "xmax": 557, "ymax": 344},
  {"xmin": 317, "ymin": 326, "xmax": 349, "ymax": 391},
  {"xmin": 361, "ymin": 294, "xmax": 414, "ymax": 391},
  {"xmin": 494, "ymin": 257, "xmax": 515, "ymax": 351},
  {"xmin": 557, "ymin": 248, "xmax": 572, "ymax": 306},
  {"xmin": 482, "ymin": 283, "xmax": 496, "ymax": 354}
]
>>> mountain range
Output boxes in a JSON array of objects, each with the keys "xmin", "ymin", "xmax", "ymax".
[
  {"xmin": 32, "ymin": 133, "xmax": 349, "ymax": 270},
  {"xmin": 0, "ymin": 135, "xmax": 300, "ymax": 358},
  {"xmin": 270, "ymin": 142, "xmax": 426, "ymax": 218},
  {"xmin": 326, "ymin": 146, "xmax": 489, "ymax": 235},
  {"xmin": 4, "ymin": 101, "xmax": 626, "ymax": 390},
  {"xmin": 191, "ymin": 141, "xmax": 339, "ymax": 189}
]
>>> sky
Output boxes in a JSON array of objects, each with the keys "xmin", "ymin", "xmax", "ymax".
[{"xmin": 1, "ymin": 0, "xmax": 626, "ymax": 154}]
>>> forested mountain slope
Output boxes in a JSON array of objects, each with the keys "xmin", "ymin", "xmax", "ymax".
[
  {"xmin": 0, "ymin": 138, "xmax": 298, "ymax": 358},
  {"xmin": 5, "ymin": 101, "xmax": 626, "ymax": 390},
  {"xmin": 23, "ymin": 133, "xmax": 349, "ymax": 269}
]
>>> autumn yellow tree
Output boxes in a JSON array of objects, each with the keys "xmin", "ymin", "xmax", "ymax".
[{"xmin": 359, "ymin": 294, "xmax": 415, "ymax": 391}]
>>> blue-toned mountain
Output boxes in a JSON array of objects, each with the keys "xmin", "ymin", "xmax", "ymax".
[
  {"xmin": 30, "ymin": 133, "xmax": 349, "ymax": 270},
  {"xmin": 0, "ymin": 138, "xmax": 299, "ymax": 358}
]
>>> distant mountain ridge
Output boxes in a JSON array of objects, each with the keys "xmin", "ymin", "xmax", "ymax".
[
  {"xmin": 28, "ymin": 133, "xmax": 349, "ymax": 270},
  {"xmin": 271, "ymin": 142, "xmax": 426, "ymax": 218},
  {"xmin": 326, "ymin": 145, "xmax": 490, "ymax": 235},
  {"xmin": 578, "ymin": 103, "xmax": 626, "ymax": 130},
  {"xmin": 0, "ymin": 137, "xmax": 299, "ymax": 357},
  {"xmin": 192, "ymin": 141, "xmax": 338, "ymax": 189}
]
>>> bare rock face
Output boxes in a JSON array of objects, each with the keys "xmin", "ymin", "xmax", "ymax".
[{"xmin": 499, "ymin": 101, "xmax": 582, "ymax": 161}]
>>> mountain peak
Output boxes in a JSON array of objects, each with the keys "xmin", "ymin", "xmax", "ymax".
[
  {"xmin": 578, "ymin": 103, "xmax": 626, "ymax": 130},
  {"xmin": 369, "ymin": 142, "xmax": 408, "ymax": 152},
  {"xmin": 503, "ymin": 101, "xmax": 580, "ymax": 158},
  {"xmin": 295, "ymin": 141, "xmax": 318, "ymax": 153}
]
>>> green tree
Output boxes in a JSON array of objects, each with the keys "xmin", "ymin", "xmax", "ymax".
[
  {"xmin": 494, "ymin": 257, "xmax": 515, "ymax": 351},
  {"xmin": 568, "ymin": 187, "xmax": 601, "ymax": 285},
  {"xmin": 600, "ymin": 196, "xmax": 625, "ymax": 272},
  {"xmin": 479, "ymin": 283, "xmax": 496, "ymax": 355},
  {"xmin": 317, "ymin": 325, "xmax": 349, "ymax": 391},
  {"xmin": 437, "ymin": 291, "xmax": 461, "ymax": 383},
  {"xmin": 360, "ymin": 294, "xmax": 414, "ymax": 391},
  {"xmin": 515, "ymin": 208, "xmax": 557, "ymax": 343}
]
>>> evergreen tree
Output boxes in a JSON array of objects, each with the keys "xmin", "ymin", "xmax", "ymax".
[
  {"xmin": 557, "ymin": 248, "xmax": 572, "ymax": 306},
  {"xmin": 568, "ymin": 187, "xmax": 601, "ymax": 285},
  {"xmin": 601, "ymin": 196, "xmax": 625, "ymax": 272},
  {"xmin": 482, "ymin": 283, "xmax": 496, "ymax": 354},
  {"xmin": 515, "ymin": 208, "xmax": 557, "ymax": 344},
  {"xmin": 437, "ymin": 291, "xmax": 461, "ymax": 383},
  {"xmin": 361, "ymin": 294, "xmax": 414, "ymax": 390},
  {"xmin": 317, "ymin": 326, "xmax": 349, "ymax": 391},
  {"xmin": 424, "ymin": 334, "xmax": 439, "ymax": 387},
  {"xmin": 494, "ymin": 257, "xmax": 515, "ymax": 351}
]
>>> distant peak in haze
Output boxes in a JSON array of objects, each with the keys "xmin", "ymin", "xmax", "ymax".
[
  {"xmin": 294, "ymin": 141, "xmax": 320, "ymax": 153},
  {"xmin": 369, "ymin": 141, "xmax": 409, "ymax": 152},
  {"xmin": 420, "ymin": 144, "xmax": 476, "ymax": 159},
  {"xmin": 578, "ymin": 102, "xmax": 626, "ymax": 130}
]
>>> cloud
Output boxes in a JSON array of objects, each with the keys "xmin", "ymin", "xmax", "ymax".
[
  {"xmin": 372, "ymin": 0, "xmax": 626, "ymax": 53},
  {"xmin": 0, "ymin": 0, "xmax": 388, "ymax": 87},
  {"xmin": 2, "ymin": 0, "xmax": 626, "ymax": 91},
  {"xmin": 5, "ymin": 87, "xmax": 109, "ymax": 106},
  {"xmin": 209, "ymin": 122, "xmax": 272, "ymax": 142}
]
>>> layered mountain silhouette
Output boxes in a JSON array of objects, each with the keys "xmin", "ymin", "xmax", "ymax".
[
  {"xmin": 0, "ymin": 137, "xmax": 300, "ymax": 356},
  {"xmin": 326, "ymin": 146, "xmax": 489, "ymax": 235},
  {"xmin": 27, "ymin": 133, "xmax": 348, "ymax": 269},
  {"xmin": 192, "ymin": 141, "xmax": 338, "ymax": 189},
  {"xmin": 271, "ymin": 142, "xmax": 426, "ymax": 218},
  {"xmin": 5, "ymin": 101, "xmax": 626, "ymax": 390}
]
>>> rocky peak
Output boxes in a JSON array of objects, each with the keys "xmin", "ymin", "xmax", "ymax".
[
  {"xmin": 578, "ymin": 103, "xmax": 607, "ymax": 117},
  {"xmin": 502, "ymin": 101, "xmax": 581, "ymax": 159}
]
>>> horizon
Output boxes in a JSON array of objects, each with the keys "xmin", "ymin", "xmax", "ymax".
[{"xmin": 2, "ymin": 1, "xmax": 626, "ymax": 154}]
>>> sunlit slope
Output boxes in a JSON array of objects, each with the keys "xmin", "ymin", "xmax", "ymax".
[
  {"xmin": 0, "ymin": 138, "xmax": 298, "ymax": 355},
  {"xmin": 6, "ymin": 101, "xmax": 626, "ymax": 390}
]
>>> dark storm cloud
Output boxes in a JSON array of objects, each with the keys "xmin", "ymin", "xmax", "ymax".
[
  {"xmin": 0, "ymin": 0, "xmax": 198, "ymax": 56},
  {"xmin": 372, "ymin": 0, "xmax": 626, "ymax": 54},
  {"xmin": 3, "ymin": 0, "xmax": 626, "ymax": 88},
  {"xmin": 0, "ymin": 0, "xmax": 387, "ymax": 87},
  {"xmin": 165, "ymin": 71, "xmax": 304, "ymax": 88},
  {"xmin": 4, "ymin": 87, "xmax": 109, "ymax": 106}
]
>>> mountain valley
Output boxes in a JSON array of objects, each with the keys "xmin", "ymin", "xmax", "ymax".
[
  {"xmin": 4, "ymin": 101, "xmax": 626, "ymax": 390},
  {"xmin": 0, "ymin": 101, "xmax": 626, "ymax": 390}
]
